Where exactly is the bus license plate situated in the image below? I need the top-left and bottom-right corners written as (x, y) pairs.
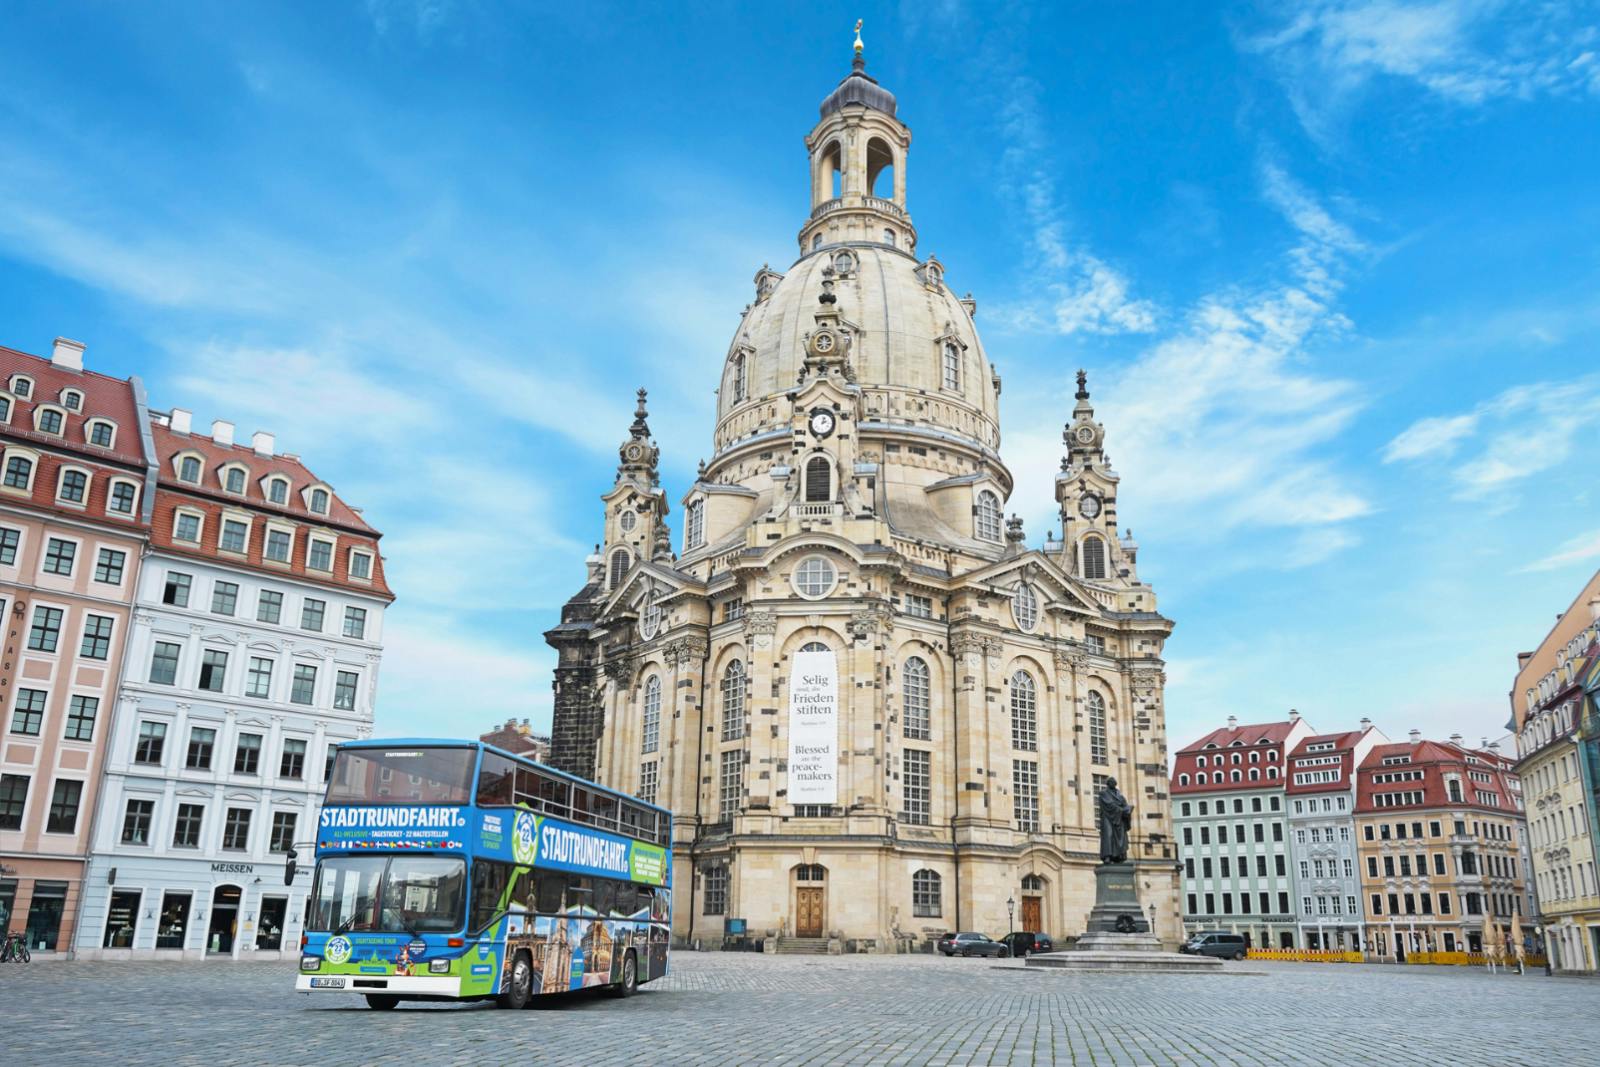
top-left (310, 977), bottom-right (346, 988)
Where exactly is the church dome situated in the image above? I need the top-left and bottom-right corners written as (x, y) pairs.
top-left (819, 60), bottom-right (897, 119)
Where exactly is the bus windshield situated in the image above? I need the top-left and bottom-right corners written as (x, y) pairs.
top-left (326, 746), bottom-right (477, 806)
top-left (311, 855), bottom-right (467, 934)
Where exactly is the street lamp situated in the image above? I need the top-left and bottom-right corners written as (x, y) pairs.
top-left (1007, 895), bottom-right (1016, 933)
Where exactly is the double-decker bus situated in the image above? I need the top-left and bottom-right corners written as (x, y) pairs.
top-left (294, 739), bottom-right (671, 1010)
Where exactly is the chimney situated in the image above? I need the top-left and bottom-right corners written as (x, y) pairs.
top-left (1408, 728), bottom-right (1421, 744)
top-left (169, 408), bottom-right (192, 435)
top-left (211, 420), bottom-right (235, 446)
top-left (51, 337), bottom-right (85, 371)
top-left (1589, 594), bottom-right (1600, 622)
top-left (1227, 715), bottom-right (1237, 730)
top-left (1288, 708), bottom-right (1300, 723)
top-left (1359, 717), bottom-right (1372, 730)
top-left (1450, 733), bottom-right (1463, 747)
top-left (251, 431), bottom-right (275, 457)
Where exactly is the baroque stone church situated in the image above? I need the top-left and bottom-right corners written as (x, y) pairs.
top-left (546, 39), bottom-right (1180, 950)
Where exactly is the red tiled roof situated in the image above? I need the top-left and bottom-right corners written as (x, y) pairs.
top-left (1284, 730), bottom-right (1368, 795)
top-left (1353, 739), bottom-right (1520, 814)
top-left (1170, 720), bottom-right (1304, 794)
top-left (1176, 720), bottom-right (1301, 754)
top-left (0, 344), bottom-right (146, 467)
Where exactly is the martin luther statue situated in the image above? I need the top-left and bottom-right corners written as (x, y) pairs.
top-left (1098, 778), bottom-right (1133, 864)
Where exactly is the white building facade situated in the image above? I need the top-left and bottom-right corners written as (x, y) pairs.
top-left (1285, 722), bottom-right (1387, 951)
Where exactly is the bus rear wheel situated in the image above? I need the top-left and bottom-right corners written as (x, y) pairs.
top-left (609, 950), bottom-right (637, 998)
top-left (365, 994), bottom-right (399, 1011)
top-left (498, 951), bottom-right (533, 1010)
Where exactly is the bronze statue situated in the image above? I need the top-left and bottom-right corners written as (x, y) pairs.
top-left (1098, 777), bottom-right (1132, 864)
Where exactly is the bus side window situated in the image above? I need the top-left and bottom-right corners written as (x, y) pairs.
top-left (637, 885), bottom-right (655, 916)
top-left (536, 770), bottom-right (570, 818)
top-left (478, 752), bottom-right (514, 806)
top-left (534, 871), bottom-right (565, 915)
top-left (571, 786), bottom-right (593, 822)
top-left (592, 879), bottom-right (616, 919)
top-left (510, 868), bottom-right (533, 912)
top-left (590, 791), bottom-right (618, 831)
top-left (514, 767), bottom-right (538, 809)
top-left (471, 859), bottom-right (510, 931)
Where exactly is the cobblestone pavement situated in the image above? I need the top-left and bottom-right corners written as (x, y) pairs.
top-left (1, 952), bottom-right (1591, 1066)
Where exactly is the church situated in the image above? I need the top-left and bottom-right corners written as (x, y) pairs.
top-left (546, 36), bottom-right (1180, 951)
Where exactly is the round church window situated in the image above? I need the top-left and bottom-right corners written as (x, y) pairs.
top-left (620, 510), bottom-right (636, 532)
top-left (792, 556), bottom-right (837, 599)
top-left (1012, 583), bottom-right (1038, 632)
top-left (640, 598), bottom-right (662, 640)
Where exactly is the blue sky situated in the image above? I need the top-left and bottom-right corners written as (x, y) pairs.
top-left (2, 1), bottom-right (1598, 751)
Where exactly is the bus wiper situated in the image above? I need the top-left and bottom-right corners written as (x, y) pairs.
top-left (335, 916), bottom-right (358, 934)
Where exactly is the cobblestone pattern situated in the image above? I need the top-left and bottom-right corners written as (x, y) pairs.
top-left (0, 953), bottom-right (1590, 1065)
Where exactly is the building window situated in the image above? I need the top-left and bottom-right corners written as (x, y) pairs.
top-left (1012, 584), bottom-right (1038, 631)
top-left (641, 676), bottom-right (661, 753)
top-left (1088, 690), bottom-right (1108, 765)
top-left (186, 728), bottom-right (215, 770)
top-left (343, 606), bottom-right (367, 640)
top-left (79, 614), bottom-right (114, 660)
top-left (291, 664), bottom-right (317, 705)
top-left (245, 657), bottom-right (273, 699)
top-left (300, 598), bottom-right (325, 631)
top-left (270, 812), bottom-right (298, 854)
top-left (942, 342), bottom-right (961, 390)
top-left (723, 598), bottom-right (744, 622)
top-left (58, 469), bottom-right (88, 503)
top-left (310, 488), bottom-right (330, 514)
top-left (308, 539), bottom-right (333, 572)
top-left (91, 421), bottom-right (116, 447)
top-left (349, 551), bottom-right (372, 580)
top-left (211, 581), bottom-right (238, 616)
top-left (179, 456), bottom-right (202, 483)
top-left (94, 548), bottom-right (126, 584)
top-left (976, 490), bottom-right (1001, 542)
top-left (792, 555), bottom-right (836, 598)
top-left (198, 650), bottom-right (228, 692)
top-left (1013, 760), bottom-right (1040, 832)
top-left (638, 761), bottom-right (658, 805)
top-left (0, 525), bottom-right (19, 564)
top-left (224, 467), bottom-right (246, 494)
top-left (266, 478), bottom-right (288, 505)
top-left (110, 480), bottom-right (136, 514)
top-left (46, 779), bottom-right (83, 833)
top-left (804, 455), bottom-right (831, 502)
top-left (174, 512), bottom-right (201, 543)
top-left (257, 590), bottom-right (283, 624)
top-left (27, 606), bottom-right (63, 652)
top-left (732, 352), bottom-right (748, 402)
top-left (43, 538), bottom-right (76, 575)
top-left (720, 661), bottom-right (745, 740)
top-left (703, 867), bottom-right (727, 915)
top-left (912, 869), bottom-right (942, 917)
top-left (11, 689), bottom-right (47, 736)
top-left (220, 519), bottom-right (248, 553)
top-left (0, 774), bottom-right (27, 830)
top-left (902, 656), bottom-right (931, 740)
top-left (608, 548), bottom-right (630, 590)
top-left (38, 408), bottom-right (64, 435)
top-left (3, 454), bottom-right (34, 489)
top-left (280, 738), bottom-right (306, 779)
top-left (685, 500), bottom-right (705, 550)
top-left (162, 571), bottom-right (191, 607)
top-left (1010, 670), bottom-right (1037, 751)
top-left (334, 671), bottom-right (359, 711)
top-left (222, 808), bottom-right (252, 851)
top-left (904, 593), bottom-right (933, 619)
top-left (719, 750), bottom-right (745, 821)
top-left (265, 529), bottom-right (292, 562)
top-left (121, 799), bottom-right (154, 845)
top-left (148, 641), bottom-right (181, 685)
top-left (1082, 536), bottom-right (1107, 580)
top-left (903, 749), bottom-right (931, 825)
top-left (64, 696), bottom-right (98, 742)
top-left (173, 804), bottom-right (203, 848)
top-left (234, 734), bottom-right (262, 775)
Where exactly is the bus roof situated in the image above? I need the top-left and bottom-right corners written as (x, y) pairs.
top-left (332, 736), bottom-right (672, 818)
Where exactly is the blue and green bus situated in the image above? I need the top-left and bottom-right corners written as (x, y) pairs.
top-left (294, 739), bottom-right (671, 1010)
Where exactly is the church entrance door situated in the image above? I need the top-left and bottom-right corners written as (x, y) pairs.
top-left (1021, 896), bottom-right (1042, 931)
top-left (796, 888), bottom-right (825, 937)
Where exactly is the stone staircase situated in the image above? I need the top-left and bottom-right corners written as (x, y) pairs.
top-left (774, 937), bottom-right (831, 955)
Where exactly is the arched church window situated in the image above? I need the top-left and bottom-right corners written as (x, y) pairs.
top-left (799, 641), bottom-right (829, 654)
top-left (1088, 691), bottom-right (1108, 765)
top-left (685, 500), bottom-right (705, 551)
top-left (976, 490), bottom-right (1001, 542)
top-left (805, 455), bottom-right (832, 503)
top-left (942, 342), bottom-right (961, 391)
top-left (882, 228), bottom-right (896, 246)
top-left (641, 676), bottom-right (661, 754)
top-left (903, 657), bottom-right (930, 740)
top-left (721, 660), bottom-right (745, 741)
top-left (732, 353), bottom-right (747, 403)
top-left (1021, 874), bottom-right (1045, 892)
top-left (609, 547), bottom-right (631, 590)
top-left (833, 250), bottom-right (855, 275)
top-left (793, 557), bottom-right (836, 599)
top-left (812, 233), bottom-right (823, 251)
top-left (1012, 584), bottom-right (1038, 632)
top-left (1010, 670), bottom-right (1037, 751)
top-left (912, 869), bottom-right (941, 917)
top-left (640, 596), bottom-right (662, 641)
top-left (1081, 536), bottom-right (1107, 580)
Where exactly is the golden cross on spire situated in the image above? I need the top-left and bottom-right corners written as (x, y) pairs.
top-left (854, 18), bottom-right (864, 55)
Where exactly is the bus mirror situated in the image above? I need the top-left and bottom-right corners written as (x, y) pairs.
top-left (284, 849), bottom-right (298, 886)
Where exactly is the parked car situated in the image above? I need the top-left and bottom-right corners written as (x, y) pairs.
top-left (1180, 931), bottom-right (1248, 960)
top-left (937, 932), bottom-right (1011, 958)
top-left (999, 931), bottom-right (1054, 957)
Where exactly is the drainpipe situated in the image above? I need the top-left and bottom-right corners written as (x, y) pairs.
top-left (947, 595), bottom-right (961, 932)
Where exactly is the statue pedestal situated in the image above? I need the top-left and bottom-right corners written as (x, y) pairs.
top-left (1021, 862), bottom-right (1223, 973)
top-left (1084, 862), bottom-right (1151, 935)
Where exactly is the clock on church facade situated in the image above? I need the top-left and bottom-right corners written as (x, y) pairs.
top-left (545, 40), bottom-right (1180, 950)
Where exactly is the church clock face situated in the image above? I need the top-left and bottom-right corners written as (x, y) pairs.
top-left (808, 408), bottom-right (837, 438)
top-left (1079, 494), bottom-right (1102, 520)
top-left (624, 443), bottom-right (644, 461)
top-left (812, 330), bottom-right (836, 355)
top-left (1076, 425), bottom-right (1097, 444)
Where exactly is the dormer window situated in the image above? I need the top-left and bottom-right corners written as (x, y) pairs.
top-left (36, 407), bottom-right (65, 435)
top-left (942, 342), bottom-right (961, 390)
top-left (975, 490), bottom-right (1001, 542)
top-left (309, 487), bottom-right (330, 514)
top-left (57, 467), bottom-right (89, 505)
top-left (86, 419), bottom-right (115, 448)
top-left (0, 397), bottom-right (9, 422)
top-left (348, 548), bottom-right (373, 581)
top-left (685, 499), bottom-right (705, 550)
top-left (61, 390), bottom-right (83, 412)
top-left (266, 477), bottom-right (290, 505)
top-left (222, 466), bottom-right (247, 494)
top-left (832, 250), bottom-right (856, 275)
top-left (731, 352), bottom-right (747, 403)
top-left (178, 455), bottom-right (202, 483)
top-left (10, 376), bottom-right (32, 399)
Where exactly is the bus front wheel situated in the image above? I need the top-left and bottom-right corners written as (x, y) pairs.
top-left (498, 951), bottom-right (533, 1010)
top-left (365, 994), bottom-right (399, 1011)
top-left (609, 950), bottom-right (637, 998)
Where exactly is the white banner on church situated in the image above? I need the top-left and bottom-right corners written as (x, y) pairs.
top-left (787, 649), bottom-right (839, 805)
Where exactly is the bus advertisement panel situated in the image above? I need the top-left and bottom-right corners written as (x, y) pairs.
top-left (295, 741), bottom-right (671, 1010)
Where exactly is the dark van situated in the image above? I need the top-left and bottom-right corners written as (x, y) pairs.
top-left (1181, 931), bottom-right (1248, 960)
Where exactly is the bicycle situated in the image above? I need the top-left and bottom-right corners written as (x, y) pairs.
top-left (0, 931), bottom-right (30, 963)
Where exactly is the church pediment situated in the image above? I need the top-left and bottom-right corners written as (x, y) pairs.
top-left (960, 552), bottom-right (1100, 615)
top-left (601, 560), bottom-right (702, 616)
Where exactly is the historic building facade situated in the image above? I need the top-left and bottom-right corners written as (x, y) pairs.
top-left (1284, 721), bottom-right (1387, 950)
top-left (1171, 715), bottom-right (1314, 948)
top-left (547, 44), bottom-right (1181, 949)
top-left (1512, 569), bottom-right (1600, 973)
top-left (74, 415), bottom-right (391, 959)
top-left (0, 339), bottom-right (154, 956)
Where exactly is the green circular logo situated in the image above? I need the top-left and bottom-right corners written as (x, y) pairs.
top-left (325, 936), bottom-right (352, 964)
top-left (513, 812), bottom-right (538, 865)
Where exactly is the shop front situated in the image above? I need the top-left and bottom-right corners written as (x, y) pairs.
top-left (0, 858), bottom-right (85, 957)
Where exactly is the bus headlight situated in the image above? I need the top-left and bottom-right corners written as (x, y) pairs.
top-left (301, 956), bottom-right (322, 971)
top-left (429, 959), bottom-right (450, 974)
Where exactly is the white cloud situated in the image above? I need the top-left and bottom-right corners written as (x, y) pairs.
top-left (1383, 412), bottom-right (1478, 462)
top-left (1520, 528), bottom-right (1600, 574)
